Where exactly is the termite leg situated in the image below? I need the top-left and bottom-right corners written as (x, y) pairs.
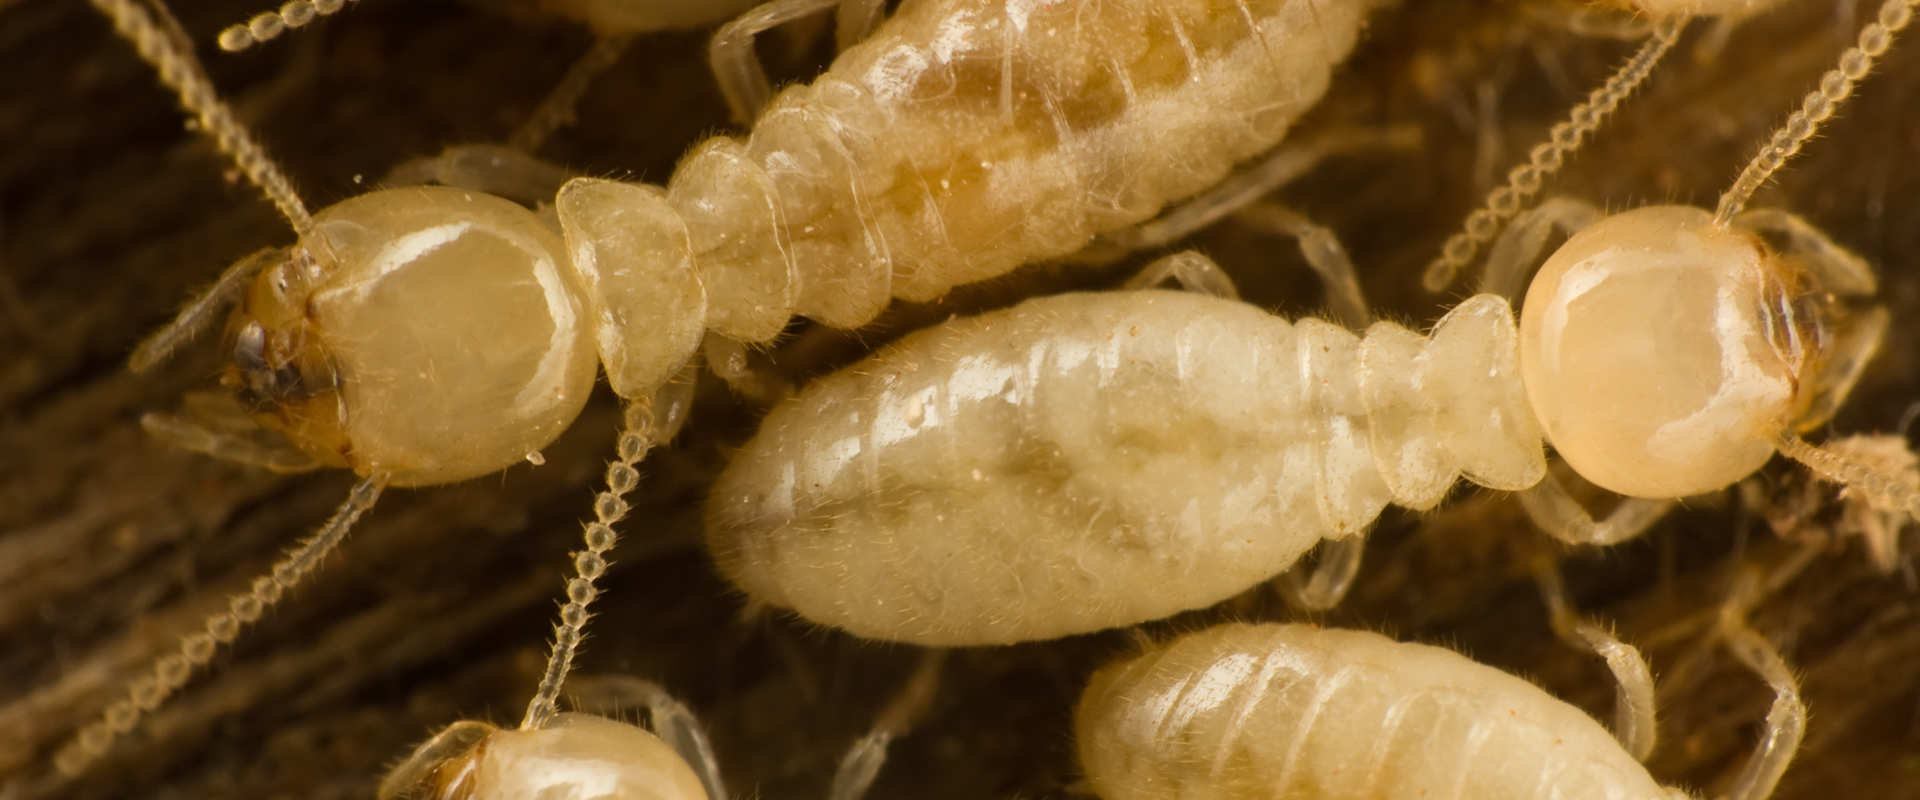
top-left (1479, 196), bottom-right (1601, 302)
top-left (566, 676), bottom-right (729, 800)
top-left (704, 335), bottom-right (793, 406)
top-left (709, 0), bottom-right (846, 125)
top-left (1531, 553), bottom-right (1658, 761)
top-left (832, 0), bottom-right (886, 50)
top-left (1529, 0), bottom-right (1652, 39)
top-left (1232, 203), bottom-right (1368, 329)
top-left (1517, 473), bottom-right (1674, 547)
top-left (1717, 570), bottom-right (1807, 800)
top-left (128, 246), bottom-right (281, 372)
top-left (827, 650), bottom-right (946, 800)
top-left (1121, 251), bottom-right (1241, 300)
top-left (1735, 207), bottom-right (1876, 290)
top-left (1079, 126), bottom-right (1420, 265)
top-left (382, 144), bottom-right (575, 207)
top-left (1276, 536), bottom-right (1365, 611)
top-left (140, 393), bottom-right (322, 473)
top-left (377, 720), bottom-right (493, 800)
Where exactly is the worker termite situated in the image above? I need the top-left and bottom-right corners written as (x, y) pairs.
top-left (1075, 617), bottom-right (1802, 799)
top-left (703, 0), bottom-right (1919, 646)
top-left (51, 0), bottom-right (1399, 782)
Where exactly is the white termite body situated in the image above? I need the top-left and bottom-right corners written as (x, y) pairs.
top-left (706, 288), bottom-right (1545, 645)
top-left (1075, 623), bottom-right (1689, 800)
top-left (705, 197), bottom-right (1891, 646)
top-left (62, 0), bottom-right (1398, 779)
top-left (705, 0), bottom-right (1920, 647)
top-left (216, 0), bottom-right (1394, 484)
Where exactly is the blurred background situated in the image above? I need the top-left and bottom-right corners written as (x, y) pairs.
top-left (2, 0), bottom-right (1917, 797)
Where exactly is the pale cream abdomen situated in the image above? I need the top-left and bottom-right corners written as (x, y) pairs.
top-left (1077, 624), bottom-right (1685, 800)
top-left (675, 0), bottom-right (1387, 341)
top-left (705, 291), bottom-right (1543, 646)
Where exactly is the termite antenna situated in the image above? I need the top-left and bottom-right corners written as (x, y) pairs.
top-left (89, 0), bottom-right (313, 236)
top-left (1775, 432), bottom-right (1920, 524)
top-left (1714, 0), bottom-right (1917, 224)
top-left (51, 474), bottom-right (388, 778)
top-left (1423, 16), bottom-right (1686, 292)
top-left (520, 402), bottom-right (658, 731)
top-left (92, 0), bottom-right (319, 370)
top-left (215, 0), bottom-right (355, 53)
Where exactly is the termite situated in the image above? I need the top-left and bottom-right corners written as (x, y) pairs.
top-left (1075, 617), bottom-right (1802, 799)
top-left (53, 0), bottom-right (1398, 781)
top-left (703, 0), bottom-right (1919, 646)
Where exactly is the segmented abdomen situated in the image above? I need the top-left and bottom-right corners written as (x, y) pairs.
top-left (671, 0), bottom-right (1388, 342)
top-left (1077, 623), bottom-right (1677, 800)
top-left (705, 291), bottom-right (1542, 645)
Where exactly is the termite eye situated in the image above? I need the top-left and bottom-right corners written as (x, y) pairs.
top-left (1519, 206), bottom-right (1800, 499)
top-left (232, 321), bottom-right (269, 372)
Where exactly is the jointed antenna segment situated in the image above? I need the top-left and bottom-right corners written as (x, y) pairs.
top-left (88, 0), bottom-right (314, 236)
top-left (217, 0), bottom-right (354, 52)
top-left (1715, 0), bottom-right (1917, 224)
top-left (521, 403), bottom-right (657, 730)
top-left (53, 475), bottom-right (387, 776)
top-left (1423, 17), bottom-right (1686, 292)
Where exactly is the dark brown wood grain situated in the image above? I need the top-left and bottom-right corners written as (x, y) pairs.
top-left (2, 1), bottom-right (1917, 798)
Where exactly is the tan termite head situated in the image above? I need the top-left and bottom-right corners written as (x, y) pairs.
top-left (1520, 0), bottom-right (1915, 502)
top-left (378, 714), bottom-right (711, 800)
top-left (218, 186), bottom-right (598, 487)
top-left (1518, 205), bottom-right (1882, 499)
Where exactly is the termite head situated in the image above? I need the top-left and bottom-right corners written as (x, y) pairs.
top-left (1518, 205), bottom-right (1880, 499)
top-left (222, 186), bottom-right (599, 487)
top-left (378, 714), bottom-right (711, 800)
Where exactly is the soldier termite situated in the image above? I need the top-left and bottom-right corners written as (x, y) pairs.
top-left (1076, 617), bottom-right (1802, 800)
top-left (702, 0), bottom-right (1919, 646)
top-left (46, 0), bottom-right (1400, 784)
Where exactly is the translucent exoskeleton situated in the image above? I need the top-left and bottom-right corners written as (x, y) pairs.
top-left (56, 0), bottom-right (1397, 782)
top-left (703, 0), bottom-right (1920, 646)
top-left (1076, 620), bottom-right (1803, 800)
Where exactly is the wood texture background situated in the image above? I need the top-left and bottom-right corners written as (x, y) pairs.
top-left (2, 1), bottom-right (1918, 797)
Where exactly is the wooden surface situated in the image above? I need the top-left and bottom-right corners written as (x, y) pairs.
top-left (2, 1), bottom-right (1918, 798)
